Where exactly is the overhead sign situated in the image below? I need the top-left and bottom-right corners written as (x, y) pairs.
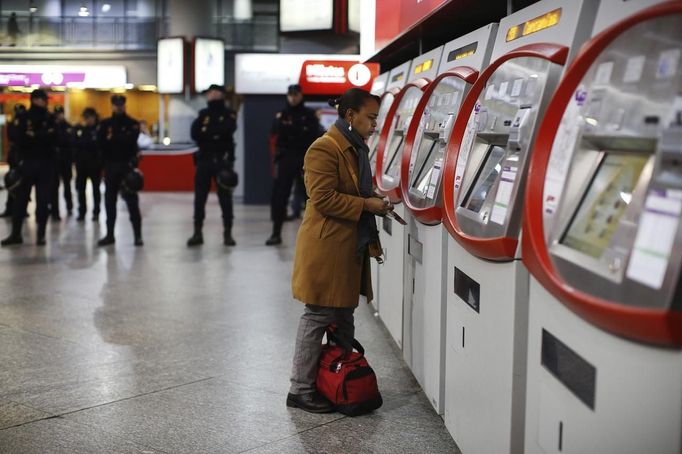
top-left (298, 60), bottom-right (380, 95)
top-left (193, 38), bottom-right (225, 93)
top-left (235, 53), bottom-right (363, 94)
top-left (0, 65), bottom-right (126, 88)
top-left (158, 37), bottom-right (185, 94)
top-left (280, 0), bottom-right (333, 32)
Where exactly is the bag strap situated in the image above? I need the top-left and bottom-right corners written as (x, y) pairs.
top-left (326, 325), bottom-right (365, 356)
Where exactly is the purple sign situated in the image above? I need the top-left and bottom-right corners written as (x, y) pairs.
top-left (0, 72), bottom-right (86, 87)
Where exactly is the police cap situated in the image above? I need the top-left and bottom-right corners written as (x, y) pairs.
top-left (30, 89), bottom-right (48, 100)
top-left (111, 94), bottom-right (126, 106)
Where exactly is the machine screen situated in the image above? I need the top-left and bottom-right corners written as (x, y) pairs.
top-left (462, 145), bottom-right (507, 217)
top-left (384, 133), bottom-right (405, 179)
top-left (382, 86), bottom-right (423, 181)
top-left (561, 153), bottom-right (647, 259)
top-left (411, 138), bottom-right (439, 196)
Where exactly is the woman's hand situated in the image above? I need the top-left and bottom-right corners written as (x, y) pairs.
top-left (363, 197), bottom-right (393, 216)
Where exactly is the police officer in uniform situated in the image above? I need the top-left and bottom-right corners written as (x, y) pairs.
top-left (49, 105), bottom-right (74, 220)
top-left (73, 107), bottom-right (102, 221)
top-left (266, 84), bottom-right (320, 246)
top-left (0, 103), bottom-right (27, 218)
top-left (97, 95), bottom-right (143, 247)
top-left (187, 84), bottom-right (238, 247)
top-left (1, 89), bottom-right (57, 246)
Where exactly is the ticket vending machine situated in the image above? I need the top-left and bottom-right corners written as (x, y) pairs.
top-left (368, 63), bottom-right (410, 176)
top-left (522, 2), bottom-right (682, 453)
top-left (368, 71), bottom-right (390, 313)
top-left (439, 0), bottom-right (600, 452)
top-left (398, 24), bottom-right (498, 414)
top-left (374, 48), bottom-right (443, 349)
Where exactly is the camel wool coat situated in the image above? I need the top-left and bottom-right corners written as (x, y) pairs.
top-left (291, 124), bottom-right (374, 308)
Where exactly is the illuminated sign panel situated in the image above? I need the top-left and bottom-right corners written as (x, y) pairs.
top-left (194, 38), bottom-right (225, 93)
top-left (158, 37), bottom-right (185, 94)
top-left (447, 42), bottom-right (478, 62)
top-left (414, 59), bottom-right (434, 74)
top-left (298, 60), bottom-right (380, 95)
top-left (506, 8), bottom-right (562, 42)
top-left (391, 72), bottom-right (405, 83)
top-left (280, 0), bottom-right (333, 32)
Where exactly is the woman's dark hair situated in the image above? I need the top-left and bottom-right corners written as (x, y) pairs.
top-left (328, 88), bottom-right (380, 118)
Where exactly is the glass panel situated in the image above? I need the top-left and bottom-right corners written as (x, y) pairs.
top-left (382, 86), bottom-right (423, 181)
top-left (462, 145), bottom-right (506, 220)
top-left (368, 92), bottom-right (394, 172)
top-left (561, 153), bottom-right (648, 259)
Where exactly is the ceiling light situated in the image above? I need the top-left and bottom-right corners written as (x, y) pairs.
top-left (29, 2), bottom-right (37, 13)
top-left (78, 5), bottom-right (90, 17)
top-left (101, 3), bottom-right (111, 12)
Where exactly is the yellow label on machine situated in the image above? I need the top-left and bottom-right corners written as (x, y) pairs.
top-left (506, 8), bottom-right (562, 42)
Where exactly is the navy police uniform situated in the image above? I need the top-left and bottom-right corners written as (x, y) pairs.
top-left (73, 110), bottom-right (102, 221)
top-left (187, 88), bottom-right (237, 247)
top-left (97, 95), bottom-right (142, 246)
top-left (0, 104), bottom-right (26, 218)
top-left (1, 90), bottom-right (57, 246)
top-left (50, 108), bottom-right (74, 219)
top-left (267, 85), bottom-right (320, 244)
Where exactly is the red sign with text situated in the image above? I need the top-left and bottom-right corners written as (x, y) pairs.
top-left (298, 60), bottom-right (380, 95)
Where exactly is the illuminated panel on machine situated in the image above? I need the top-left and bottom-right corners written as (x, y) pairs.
top-left (391, 72), bottom-right (405, 83)
top-left (506, 8), bottom-right (562, 42)
top-left (414, 59), bottom-right (434, 74)
top-left (447, 42), bottom-right (478, 62)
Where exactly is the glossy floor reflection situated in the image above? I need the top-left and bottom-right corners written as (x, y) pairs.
top-left (0, 191), bottom-right (460, 454)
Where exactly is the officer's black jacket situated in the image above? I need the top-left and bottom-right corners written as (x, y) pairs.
top-left (271, 102), bottom-right (320, 154)
top-left (190, 101), bottom-right (237, 162)
top-left (13, 105), bottom-right (57, 159)
top-left (55, 119), bottom-right (74, 161)
top-left (73, 124), bottom-right (101, 164)
top-left (97, 113), bottom-right (140, 163)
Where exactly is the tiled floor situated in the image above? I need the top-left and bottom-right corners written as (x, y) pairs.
top-left (0, 191), bottom-right (460, 454)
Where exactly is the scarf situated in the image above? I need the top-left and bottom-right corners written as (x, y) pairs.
top-left (334, 117), bottom-right (380, 260)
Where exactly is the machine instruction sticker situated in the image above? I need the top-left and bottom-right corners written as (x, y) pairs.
top-left (626, 190), bottom-right (682, 289)
top-left (623, 55), bottom-right (645, 83)
top-left (656, 48), bottom-right (680, 80)
top-left (594, 61), bottom-right (614, 85)
top-left (491, 167), bottom-right (517, 225)
top-left (454, 109), bottom-right (479, 191)
top-left (485, 84), bottom-right (496, 100)
top-left (543, 88), bottom-right (585, 233)
top-left (499, 81), bottom-right (509, 96)
top-left (511, 78), bottom-right (524, 97)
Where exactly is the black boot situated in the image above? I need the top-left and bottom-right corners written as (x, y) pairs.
top-left (266, 222), bottom-right (282, 246)
top-left (223, 223), bottom-right (236, 247)
top-left (98, 233), bottom-right (115, 246)
top-left (1, 220), bottom-right (22, 246)
top-left (36, 224), bottom-right (46, 246)
top-left (187, 223), bottom-right (203, 247)
top-left (286, 392), bottom-right (334, 413)
top-left (133, 221), bottom-right (143, 247)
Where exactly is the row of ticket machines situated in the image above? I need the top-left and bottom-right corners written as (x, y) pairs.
top-left (365, 0), bottom-right (682, 452)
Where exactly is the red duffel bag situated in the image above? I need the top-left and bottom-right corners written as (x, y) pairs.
top-left (316, 326), bottom-right (383, 416)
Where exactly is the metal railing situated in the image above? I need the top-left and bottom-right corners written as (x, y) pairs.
top-left (214, 13), bottom-right (278, 52)
top-left (0, 15), bottom-right (166, 49)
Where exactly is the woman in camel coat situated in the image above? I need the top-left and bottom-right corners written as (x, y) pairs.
top-left (286, 88), bottom-right (392, 413)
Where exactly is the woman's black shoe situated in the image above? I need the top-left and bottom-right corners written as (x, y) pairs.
top-left (286, 392), bottom-right (334, 413)
top-left (265, 235), bottom-right (282, 246)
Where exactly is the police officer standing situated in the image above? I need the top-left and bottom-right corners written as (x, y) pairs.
top-left (266, 84), bottom-right (320, 246)
top-left (73, 107), bottom-right (102, 221)
top-left (97, 95), bottom-right (143, 247)
top-left (1, 89), bottom-right (57, 246)
top-left (0, 103), bottom-right (26, 218)
top-left (187, 84), bottom-right (237, 247)
top-left (49, 105), bottom-right (74, 220)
